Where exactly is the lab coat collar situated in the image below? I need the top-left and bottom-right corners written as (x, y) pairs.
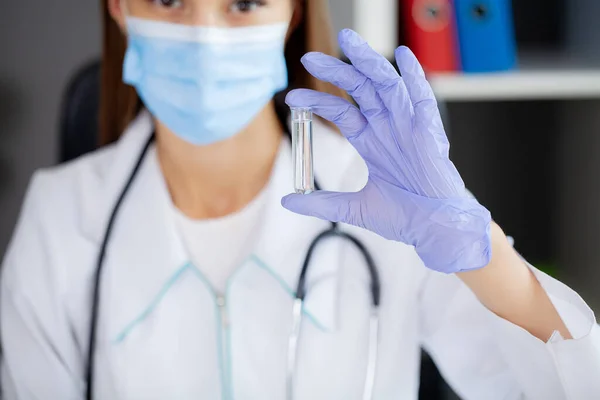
top-left (250, 134), bottom-right (338, 329)
top-left (81, 110), bottom-right (158, 245)
top-left (82, 111), bottom-right (189, 343)
top-left (84, 111), bottom-right (356, 338)
top-left (248, 117), bottom-right (361, 331)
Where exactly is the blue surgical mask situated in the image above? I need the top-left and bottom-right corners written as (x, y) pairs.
top-left (122, 17), bottom-right (289, 145)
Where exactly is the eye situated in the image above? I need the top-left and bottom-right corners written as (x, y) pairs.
top-left (229, 0), bottom-right (266, 14)
top-left (152, 0), bottom-right (183, 9)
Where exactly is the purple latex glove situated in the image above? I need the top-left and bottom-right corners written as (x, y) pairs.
top-left (282, 29), bottom-right (492, 274)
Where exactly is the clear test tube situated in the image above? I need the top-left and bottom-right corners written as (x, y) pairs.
top-left (291, 107), bottom-right (315, 195)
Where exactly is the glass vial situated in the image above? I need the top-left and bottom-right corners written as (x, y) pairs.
top-left (291, 107), bottom-right (315, 195)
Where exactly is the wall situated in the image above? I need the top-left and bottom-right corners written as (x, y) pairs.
top-left (328, 0), bottom-right (353, 41)
top-left (566, 0), bottom-right (600, 63)
top-left (0, 1), bottom-right (101, 255)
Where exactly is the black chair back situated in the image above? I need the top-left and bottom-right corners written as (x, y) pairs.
top-left (59, 60), bottom-right (101, 163)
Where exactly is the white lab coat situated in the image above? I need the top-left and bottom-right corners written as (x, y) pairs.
top-left (2, 110), bottom-right (600, 400)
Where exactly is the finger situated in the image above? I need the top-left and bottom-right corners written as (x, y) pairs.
top-left (301, 52), bottom-right (386, 119)
top-left (338, 30), bottom-right (413, 120)
top-left (285, 89), bottom-right (368, 138)
top-left (281, 191), bottom-right (358, 224)
top-left (394, 46), bottom-right (439, 119)
top-left (395, 46), bottom-right (449, 154)
top-left (338, 29), bottom-right (400, 88)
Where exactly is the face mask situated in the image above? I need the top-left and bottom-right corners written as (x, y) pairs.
top-left (122, 17), bottom-right (289, 145)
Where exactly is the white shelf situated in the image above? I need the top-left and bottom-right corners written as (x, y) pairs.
top-left (429, 52), bottom-right (600, 102)
top-left (430, 69), bottom-right (600, 102)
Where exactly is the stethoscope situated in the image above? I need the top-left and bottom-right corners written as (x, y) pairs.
top-left (85, 109), bottom-right (381, 400)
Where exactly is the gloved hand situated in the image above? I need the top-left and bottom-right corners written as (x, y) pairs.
top-left (282, 29), bottom-right (492, 274)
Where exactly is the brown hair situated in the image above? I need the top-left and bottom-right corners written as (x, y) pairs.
top-left (99, 0), bottom-right (346, 146)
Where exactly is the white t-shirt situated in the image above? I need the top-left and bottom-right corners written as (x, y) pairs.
top-left (172, 188), bottom-right (268, 294)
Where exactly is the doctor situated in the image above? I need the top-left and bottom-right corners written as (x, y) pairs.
top-left (2, 0), bottom-right (600, 399)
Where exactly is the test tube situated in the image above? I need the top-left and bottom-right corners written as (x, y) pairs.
top-left (291, 107), bottom-right (315, 195)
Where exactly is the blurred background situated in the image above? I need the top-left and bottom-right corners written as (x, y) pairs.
top-left (2, 0), bottom-right (600, 399)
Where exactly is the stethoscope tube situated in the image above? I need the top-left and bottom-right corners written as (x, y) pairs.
top-left (85, 132), bottom-right (156, 400)
top-left (85, 113), bottom-right (382, 399)
top-left (287, 227), bottom-right (381, 400)
top-left (295, 228), bottom-right (380, 306)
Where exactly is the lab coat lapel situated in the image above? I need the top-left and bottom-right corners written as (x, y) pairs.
top-left (83, 111), bottom-right (190, 344)
top-left (251, 135), bottom-right (343, 331)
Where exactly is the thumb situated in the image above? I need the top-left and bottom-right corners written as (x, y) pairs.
top-left (281, 191), bottom-right (357, 223)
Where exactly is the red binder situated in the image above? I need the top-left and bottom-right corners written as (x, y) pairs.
top-left (402, 0), bottom-right (460, 72)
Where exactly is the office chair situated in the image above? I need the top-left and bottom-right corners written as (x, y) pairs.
top-left (59, 60), bottom-right (451, 400)
top-left (59, 60), bottom-right (101, 163)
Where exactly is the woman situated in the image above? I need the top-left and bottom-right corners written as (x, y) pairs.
top-left (1, 0), bottom-right (599, 399)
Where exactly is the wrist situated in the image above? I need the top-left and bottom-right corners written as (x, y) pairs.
top-left (456, 222), bottom-right (571, 340)
top-left (457, 222), bottom-right (532, 313)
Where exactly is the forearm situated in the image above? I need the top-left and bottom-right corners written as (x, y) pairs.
top-left (457, 222), bottom-right (572, 341)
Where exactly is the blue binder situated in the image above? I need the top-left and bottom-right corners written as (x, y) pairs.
top-left (454, 0), bottom-right (517, 73)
